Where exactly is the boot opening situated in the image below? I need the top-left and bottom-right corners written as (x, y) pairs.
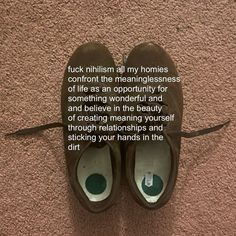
top-left (134, 139), bottom-right (171, 203)
top-left (77, 145), bottom-right (113, 202)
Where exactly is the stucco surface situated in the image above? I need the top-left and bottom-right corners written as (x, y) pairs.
top-left (0, 0), bottom-right (235, 235)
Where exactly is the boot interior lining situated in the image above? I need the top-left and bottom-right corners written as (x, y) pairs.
top-left (77, 145), bottom-right (113, 202)
top-left (134, 140), bottom-right (171, 203)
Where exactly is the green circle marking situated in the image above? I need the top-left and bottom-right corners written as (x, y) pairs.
top-left (85, 174), bottom-right (106, 195)
top-left (142, 175), bottom-right (163, 196)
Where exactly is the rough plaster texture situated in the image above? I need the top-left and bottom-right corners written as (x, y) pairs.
top-left (1, 0), bottom-right (236, 235)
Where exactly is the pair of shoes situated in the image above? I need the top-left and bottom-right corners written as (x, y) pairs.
top-left (7, 42), bottom-right (230, 213)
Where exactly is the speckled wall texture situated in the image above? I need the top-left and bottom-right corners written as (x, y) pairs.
top-left (1, 0), bottom-right (235, 235)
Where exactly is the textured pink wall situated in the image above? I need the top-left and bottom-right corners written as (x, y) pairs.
top-left (1, 0), bottom-right (235, 235)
